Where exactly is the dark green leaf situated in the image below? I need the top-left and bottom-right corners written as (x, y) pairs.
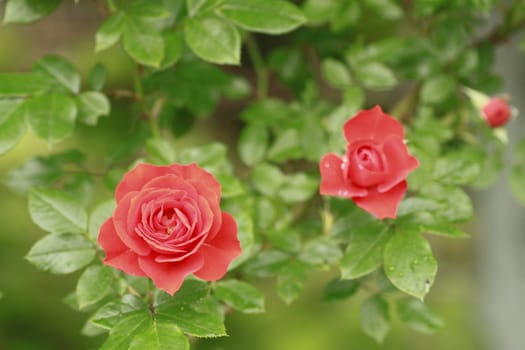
top-left (360, 295), bottom-right (390, 343)
top-left (3, 0), bottom-right (62, 24)
top-left (0, 73), bottom-right (53, 97)
top-left (277, 260), bottom-right (307, 304)
top-left (100, 311), bottom-right (152, 350)
top-left (87, 63), bottom-right (107, 91)
top-left (160, 31), bottom-right (184, 69)
top-left (421, 223), bottom-right (469, 239)
top-left (91, 295), bottom-right (146, 330)
top-left (76, 265), bottom-right (114, 309)
top-left (396, 298), bottom-right (444, 334)
top-left (26, 233), bottom-right (95, 274)
top-left (29, 188), bottom-right (87, 234)
top-left (33, 55), bottom-right (81, 93)
top-left (0, 100), bottom-right (25, 155)
top-left (122, 0), bottom-right (172, 19)
top-left (123, 17), bottom-right (165, 67)
top-left (364, 0), bottom-right (402, 20)
top-left (184, 14), bottom-right (241, 65)
top-left (129, 318), bottom-right (189, 350)
top-left (340, 221), bottom-right (391, 279)
top-left (25, 93), bottom-right (77, 145)
top-left (321, 58), bottom-right (352, 88)
top-left (155, 279), bottom-right (209, 307)
top-left (95, 13), bottom-right (126, 52)
top-left (219, 0), bottom-right (306, 34)
top-left (214, 280), bottom-right (265, 313)
top-left (384, 228), bottom-right (437, 300)
top-left (238, 122), bottom-right (269, 166)
top-left (76, 91), bottom-right (110, 126)
top-left (323, 278), bottom-right (359, 302)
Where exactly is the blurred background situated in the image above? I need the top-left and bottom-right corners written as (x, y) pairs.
top-left (0, 3), bottom-right (524, 350)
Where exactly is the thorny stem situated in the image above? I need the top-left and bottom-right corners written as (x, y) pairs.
top-left (245, 33), bottom-right (268, 99)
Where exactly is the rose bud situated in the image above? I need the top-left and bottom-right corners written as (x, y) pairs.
top-left (98, 162), bottom-right (242, 295)
top-left (482, 97), bottom-right (511, 127)
top-left (319, 105), bottom-right (419, 219)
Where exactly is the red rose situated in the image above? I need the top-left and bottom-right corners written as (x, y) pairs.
top-left (319, 105), bottom-right (419, 219)
top-left (482, 97), bottom-right (511, 127)
top-left (98, 163), bottom-right (241, 295)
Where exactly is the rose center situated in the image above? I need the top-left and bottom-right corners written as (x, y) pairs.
top-left (356, 146), bottom-right (383, 172)
top-left (345, 143), bottom-right (386, 188)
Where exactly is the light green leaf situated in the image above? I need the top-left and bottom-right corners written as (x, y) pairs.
top-left (160, 31), bottom-right (184, 69)
top-left (3, 0), bottom-right (62, 24)
top-left (123, 17), bottom-right (165, 67)
top-left (384, 229), bottom-right (437, 300)
top-left (341, 221), bottom-right (391, 279)
top-left (396, 298), bottom-right (444, 334)
top-left (299, 237), bottom-right (342, 266)
top-left (122, 0), bottom-right (172, 19)
top-left (184, 14), bottom-right (241, 65)
top-left (323, 278), bottom-right (359, 302)
top-left (361, 295), bottom-right (390, 343)
top-left (243, 249), bottom-right (290, 277)
top-left (26, 233), bottom-right (95, 274)
top-left (25, 93), bottom-right (77, 145)
top-left (88, 200), bottom-right (115, 240)
top-left (87, 63), bottom-right (107, 91)
top-left (421, 223), bottom-right (469, 239)
top-left (238, 122), bottom-right (269, 166)
top-left (95, 13), bottom-right (126, 52)
top-left (186, 0), bottom-right (222, 17)
top-left (129, 318), bottom-right (189, 350)
top-left (0, 73), bottom-right (52, 97)
top-left (251, 163), bottom-right (285, 196)
top-left (29, 188), bottom-right (88, 234)
top-left (219, 0), bottom-right (306, 34)
top-left (421, 75), bottom-right (456, 104)
top-left (321, 58), bottom-right (352, 88)
top-left (355, 62), bottom-right (397, 91)
top-left (0, 100), bottom-right (25, 155)
top-left (267, 129), bottom-right (302, 161)
top-left (277, 260), bottom-right (307, 304)
top-left (33, 55), bottom-right (81, 93)
top-left (76, 91), bottom-right (110, 126)
top-left (100, 311), bottom-right (152, 350)
top-left (214, 280), bottom-right (265, 313)
top-left (76, 265), bottom-right (114, 309)
top-left (145, 138), bottom-right (175, 165)
top-left (278, 173), bottom-right (317, 203)
top-left (91, 295), bottom-right (146, 330)
top-left (266, 227), bottom-right (301, 253)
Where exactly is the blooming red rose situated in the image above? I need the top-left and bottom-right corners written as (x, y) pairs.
top-left (482, 97), bottom-right (511, 127)
top-left (98, 162), bottom-right (242, 295)
top-left (319, 105), bottom-right (419, 219)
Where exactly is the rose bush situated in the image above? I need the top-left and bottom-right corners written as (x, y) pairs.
top-left (482, 97), bottom-right (511, 127)
top-left (319, 105), bottom-right (419, 219)
top-left (98, 162), bottom-right (241, 295)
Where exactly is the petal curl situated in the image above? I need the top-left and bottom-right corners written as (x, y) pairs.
top-left (343, 105), bottom-right (405, 144)
top-left (194, 212), bottom-right (241, 281)
top-left (319, 153), bottom-right (367, 198)
top-left (377, 136), bottom-right (419, 193)
top-left (352, 181), bottom-right (407, 219)
top-left (98, 218), bottom-right (128, 258)
top-left (105, 250), bottom-right (147, 277)
top-left (115, 163), bottom-right (170, 202)
top-left (168, 163), bottom-right (221, 205)
top-left (138, 254), bottom-right (204, 295)
top-left (113, 192), bottom-right (151, 256)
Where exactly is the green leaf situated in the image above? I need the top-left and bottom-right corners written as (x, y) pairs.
top-left (129, 318), bottom-right (189, 350)
top-left (100, 311), bottom-right (152, 350)
top-left (421, 223), bottom-right (469, 239)
top-left (266, 227), bottom-right (301, 253)
top-left (243, 249), bottom-right (290, 277)
top-left (76, 265), bottom-right (114, 309)
top-left (355, 62), bottom-right (397, 91)
top-left (25, 93), bottom-right (77, 145)
top-left (29, 188), bottom-right (87, 234)
top-left (122, 0), bottom-right (172, 19)
top-left (160, 31), bottom-right (184, 69)
top-left (123, 17), bottom-right (165, 67)
top-left (219, 0), bottom-right (306, 34)
top-left (33, 55), bottom-right (81, 93)
top-left (321, 58), bottom-right (352, 88)
top-left (185, 0), bottom-right (222, 17)
top-left (87, 63), bottom-right (107, 91)
top-left (277, 260), bottom-right (307, 304)
top-left (26, 233), bottom-right (95, 274)
top-left (267, 129), bottom-right (302, 162)
top-left (3, 0), bottom-right (62, 24)
top-left (421, 75), bottom-right (456, 104)
top-left (214, 280), bottom-right (265, 314)
top-left (364, 0), bottom-right (402, 20)
top-left (0, 73), bottom-right (53, 97)
top-left (278, 173), bottom-right (318, 203)
top-left (251, 163), bottom-right (285, 196)
top-left (88, 200), bottom-right (115, 241)
top-left (145, 138), bottom-right (175, 165)
top-left (0, 100), bottom-right (25, 155)
top-left (184, 14), bottom-right (241, 65)
top-left (396, 298), bottom-right (444, 334)
top-left (323, 278), bottom-right (359, 302)
top-left (384, 229), bottom-right (437, 300)
top-left (238, 122), bottom-right (269, 166)
top-left (156, 297), bottom-right (226, 337)
top-left (299, 237), bottom-right (342, 266)
top-left (91, 295), bottom-right (146, 330)
top-left (360, 295), bottom-right (390, 343)
top-left (95, 13), bottom-right (126, 52)
top-left (76, 91), bottom-right (111, 126)
top-left (341, 221), bottom-right (391, 279)
top-left (156, 279), bottom-right (209, 306)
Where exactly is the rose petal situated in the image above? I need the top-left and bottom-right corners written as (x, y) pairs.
top-left (115, 163), bottom-right (169, 203)
top-left (377, 136), bottom-right (420, 192)
top-left (138, 254), bottom-right (204, 295)
top-left (113, 192), bottom-right (151, 256)
top-left (319, 153), bottom-right (367, 198)
top-left (343, 105), bottom-right (405, 144)
top-left (168, 163), bottom-right (221, 204)
top-left (98, 218), bottom-right (128, 258)
top-left (104, 250), bottom-right (147, 277)
top-left (194, 212), bottom-right (241, 281)
top-left (352, 181), bottom-right (407, 219)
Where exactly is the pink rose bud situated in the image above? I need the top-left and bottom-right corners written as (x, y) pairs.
top-left (482, 98), bottom-right (511, 127)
